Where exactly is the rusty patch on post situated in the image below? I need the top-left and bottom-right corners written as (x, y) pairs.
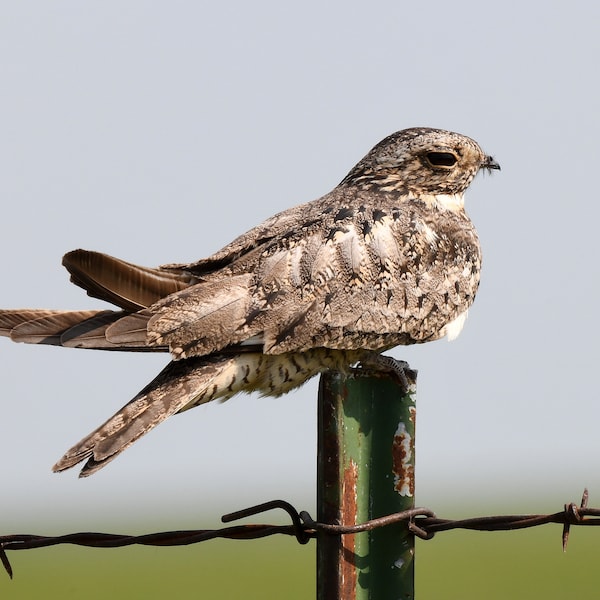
top-left (392, 422), bottom-right (414, 496)
top-left (340, 458), bottom-right (358, 598)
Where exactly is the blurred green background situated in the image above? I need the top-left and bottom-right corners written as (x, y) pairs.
top-left (2, 521), bottom-right (597, 598)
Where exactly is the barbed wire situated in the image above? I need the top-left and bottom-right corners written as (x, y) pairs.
top-left (1, 490), bottom-right (597, 579)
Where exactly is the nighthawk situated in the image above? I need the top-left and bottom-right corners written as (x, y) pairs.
top-left (0, 127), bottom-right (499, 477)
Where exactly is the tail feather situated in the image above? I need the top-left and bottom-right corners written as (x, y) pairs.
top-left (61, 311), bottom-right (162, 351)
top-left (62, 249), bottom-right (196, 311)
top-left (1, 309), bottom-right (107, 344)
top-left (104, 311), bottom-right (153, 347)
top-left (57, 311), bottom-right (131, 348)
top-left (0, 308), bottom-right (167, 351)
top-left (52, 356), bottom-right (240, 477)
top-left (1, 309), bottom-right (67, 338)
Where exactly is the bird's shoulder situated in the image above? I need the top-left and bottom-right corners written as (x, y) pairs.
top-left (159, 189), bottom-right (343, 276)
top-left (161, 186), bottom-right (476, 279)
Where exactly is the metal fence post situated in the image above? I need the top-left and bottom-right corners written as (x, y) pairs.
top-left (316, 368), bottom-right (417, 599)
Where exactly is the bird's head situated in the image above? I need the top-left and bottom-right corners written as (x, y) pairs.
top-left (340, 127), bottom-right (500, 196)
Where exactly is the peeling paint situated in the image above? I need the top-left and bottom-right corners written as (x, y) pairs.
top-left (392, 422), bottom-right (414, 496)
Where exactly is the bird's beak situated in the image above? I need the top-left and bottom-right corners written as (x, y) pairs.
top-left (482, 155), bottom-right (501, 171)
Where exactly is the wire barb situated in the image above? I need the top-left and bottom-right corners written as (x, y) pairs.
top-left (562, 487), bottom-right (589, 551)
top-left (1, 489), bottom-right (599, 579)
top-left (0, 545), bottom-right (13, 579)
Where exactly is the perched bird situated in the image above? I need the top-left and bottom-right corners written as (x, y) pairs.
top-left (0, 127), bottom-right (499, 477)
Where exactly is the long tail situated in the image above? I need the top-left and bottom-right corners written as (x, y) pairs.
top-left (0, 248), bottom-right (196, 351)
top-left (53, 354), bottom-right (250, 477)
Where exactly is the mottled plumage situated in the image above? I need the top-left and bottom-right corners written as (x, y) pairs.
top-left (0, 127), bottom-right (499, 476)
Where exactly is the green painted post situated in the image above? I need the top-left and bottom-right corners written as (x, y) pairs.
top-left (316, 368), bottom-right (417, 600)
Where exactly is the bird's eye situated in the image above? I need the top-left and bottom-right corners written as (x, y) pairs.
top-left (426, 152), bottom-right (458, 168)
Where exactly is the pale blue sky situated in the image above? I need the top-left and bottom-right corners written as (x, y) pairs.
top-left (1, 1), bottom-right (599, 531)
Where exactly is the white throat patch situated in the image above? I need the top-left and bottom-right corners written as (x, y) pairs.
top-left (417, 192), bottom-right (465, 212)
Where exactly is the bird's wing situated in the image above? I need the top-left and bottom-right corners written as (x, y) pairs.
top-left (1, 194), bottom-right (478, 356)
top-left (142, 199), bottom-right (481, 357)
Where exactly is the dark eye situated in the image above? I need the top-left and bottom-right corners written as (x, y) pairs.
top-left (426, 152), bottom-right (458, 167)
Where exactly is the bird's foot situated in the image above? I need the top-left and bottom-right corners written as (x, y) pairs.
top-left (354, 352), bottom-right (416, 394)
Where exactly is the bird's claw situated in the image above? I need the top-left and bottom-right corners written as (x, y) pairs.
top-left (355, 353), bottom-right (416, 394)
